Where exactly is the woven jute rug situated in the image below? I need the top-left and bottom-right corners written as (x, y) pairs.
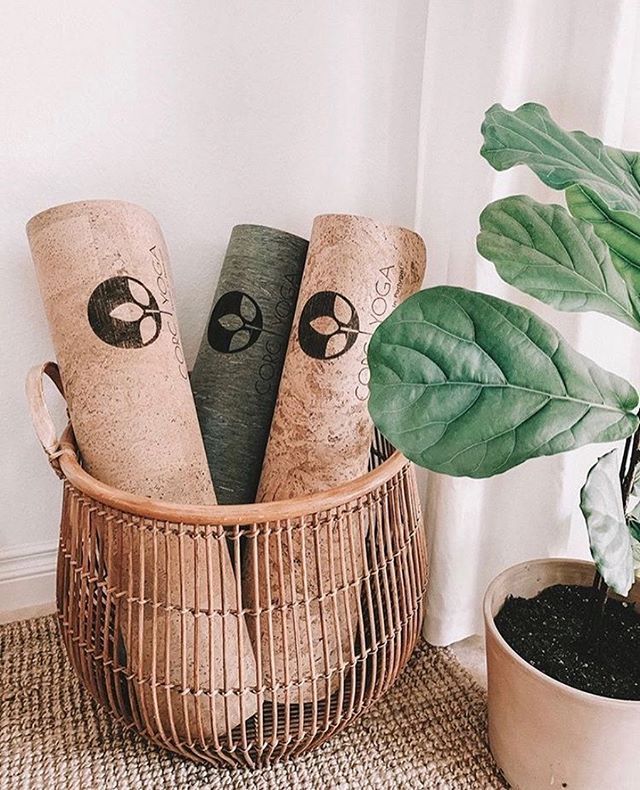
top-left (0, 616), bottom-right (506, 789)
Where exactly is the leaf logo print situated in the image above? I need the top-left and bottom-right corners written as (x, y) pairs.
top-left (128, 279), bottom-right (152, 306)
top-left (110, 303), bottom-right (144, 322)
top-left (310, 315), bottom-right (339, 336)
top-left (298, 291), bottom-right (361, 359)
top-left (87, 276), bottom-right (165, 348)
top-left (208, 291), bottom-right (264, 353)
top-left (219, 313), bottom-right (246, 333)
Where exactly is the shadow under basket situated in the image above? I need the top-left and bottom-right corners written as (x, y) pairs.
top-left (27, 362), bottom-right (428, 768)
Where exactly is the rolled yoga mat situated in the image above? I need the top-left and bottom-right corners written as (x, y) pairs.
top-left (26, 200), bottom-right (256, 739)
top-left (191, 224), bottom-right (308, 504)
top-left (248, 213), bottom-right (426, 702)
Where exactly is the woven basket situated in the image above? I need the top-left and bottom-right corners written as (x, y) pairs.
top-left (26, 361), bottom-right (428, 768)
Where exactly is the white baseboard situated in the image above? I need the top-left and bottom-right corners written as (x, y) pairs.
top-left (0, 540), bottom-right (57, 622)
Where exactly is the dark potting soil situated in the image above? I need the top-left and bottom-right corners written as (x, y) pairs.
top-left (494, 584), bottom-right (640, 700)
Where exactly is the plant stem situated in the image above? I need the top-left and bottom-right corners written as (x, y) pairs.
top-left (621, 427), bottom-right (640, 507)
top-left (619, 433), bottom-right (632, 489)
top-left (585, 571), bottom-right (608, 645)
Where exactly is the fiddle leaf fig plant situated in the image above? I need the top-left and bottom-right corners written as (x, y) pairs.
top-left (566, 185), bottom-right (640, 299)
top-left (477, 195), bottom-right (640, 330)
top-left (479, 102), bottom-right (640, 212)
top-left (368, 102), bottom-right (640, 601)
top-left (367, 286), bottom-right (637, 478)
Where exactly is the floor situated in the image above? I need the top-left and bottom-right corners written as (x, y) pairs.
top-left (2, 616), bottom-right (505, 788)
top-left (451, 634), bottom-right (487, 688)
top-left (0, 601), bottom-right (56, 625)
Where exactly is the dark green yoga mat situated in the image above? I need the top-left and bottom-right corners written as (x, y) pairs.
top-left (191, 224), bottom-right (308, 504)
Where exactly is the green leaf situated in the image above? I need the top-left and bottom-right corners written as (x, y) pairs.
top-left (626, 498), bottom-right (640, 541)
top-left (480, 103), bottom-right (640, 212)
top-left (477, 195), bottom-right (640, 329)
top-left (367, 286), bottom-right (638, 477)
top-left (603, 145), bottom-right (640, 190)
top-left (628, 515), bottom-right (640, 543)
top-left (566, 184), bottom-right (640, 300)
top-left (580, 450), bottom-right (634, 596)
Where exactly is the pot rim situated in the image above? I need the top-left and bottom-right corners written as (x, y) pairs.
top-left (483, 557), bottom-right (640, 707)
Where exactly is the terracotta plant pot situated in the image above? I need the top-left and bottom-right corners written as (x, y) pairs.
top-left (484, 558), bottom-right (640, 790)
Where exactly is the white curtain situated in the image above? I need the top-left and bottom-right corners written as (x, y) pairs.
top-left (416, 0), bottom-right (640, 645)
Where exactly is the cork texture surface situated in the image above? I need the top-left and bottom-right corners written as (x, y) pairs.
top-left (257, 214), bottom-right (426, 500)
top-left (122, 525), bottom-right (258, 739)
top-left (27, 199), bottom-right (215, 505)
top-left (27, 200), bottom-right (256, 734)
top-left (248, 214), bottom-right (426, 702)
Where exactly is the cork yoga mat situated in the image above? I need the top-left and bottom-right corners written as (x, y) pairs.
top-left (26, 200), bottom-right (256, 736)
top-left (191, 224), bottom-right (308, 505)
top-left (26, 200), bottom-right (213, 504)
top-left (249, 213), bottom-right (426, 701)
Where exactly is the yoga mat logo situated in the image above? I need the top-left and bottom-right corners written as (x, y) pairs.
top-left (208, 290), bottom-right (265, 354)
top-left (88, 276), bottom-right (167, 348)
top-left (298, 290), bottom-right (363, 360)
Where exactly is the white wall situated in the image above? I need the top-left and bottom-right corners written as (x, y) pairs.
top-left (0, 1), bottom-right (428, 613)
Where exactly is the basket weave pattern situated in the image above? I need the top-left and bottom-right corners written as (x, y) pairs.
top-left (30, 364), bottom-right (428, 767)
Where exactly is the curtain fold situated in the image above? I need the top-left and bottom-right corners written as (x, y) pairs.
top-left (415, 0), bottom-right (640, 645)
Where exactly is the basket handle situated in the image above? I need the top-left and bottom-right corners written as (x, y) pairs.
top-left (26, 361), bottom-right (68, 474)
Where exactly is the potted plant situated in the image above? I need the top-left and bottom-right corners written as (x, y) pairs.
top-left (367, 102), bottom-right (640, 790)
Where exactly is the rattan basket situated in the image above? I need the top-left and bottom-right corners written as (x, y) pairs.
top-left (26, 361), bottom-right (428, 768)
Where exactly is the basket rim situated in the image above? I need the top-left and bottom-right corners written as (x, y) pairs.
top-left (57, 425), bottom-right (410, 525)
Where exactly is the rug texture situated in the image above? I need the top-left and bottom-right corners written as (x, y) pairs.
top-left (0, 616), bottom-right (506, 789)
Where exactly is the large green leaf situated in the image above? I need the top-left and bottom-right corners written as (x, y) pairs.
top-left (626, 497), bottom-right (640, 541)
top-left (477, 195), bottom-right (640, 329)
top-left (367, 286), bottom-right (638, 477)
top-left (603, 145), bottom-right (640, 190)
top-left (481, 103), bottom-right (640, 213)
top-left (566, 184), bottom-right (640, 300)
top-left (580, 450), bottom-right (634, 596)
top-left (628, 511), bottom-right (640, 542)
